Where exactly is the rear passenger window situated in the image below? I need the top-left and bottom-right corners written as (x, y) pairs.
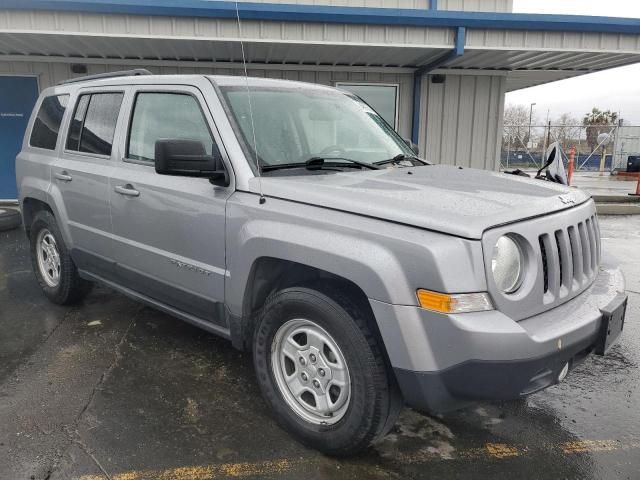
top-left (66, 92), bottom-right (123, 156)
top-left (30, 95), bottom-right (69, 150)
top-left (127, 92), bottom-right (215, 163)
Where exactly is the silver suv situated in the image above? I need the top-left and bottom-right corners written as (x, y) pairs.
top-left (16, 71), bottom-right (628, 455)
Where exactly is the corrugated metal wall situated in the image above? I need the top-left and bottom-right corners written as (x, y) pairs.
top-left (0, 61), bottom-right (506, 169)
top-left (233, 0), bottom-right (430, 7)
top-left (231, 0), bottom-right (512, 12)
top-left (418, 74), bottom-right (506, 169)
top-left (0, 60), bottom-right (416, 139)
top-left (438, 0), bottom-right (512, 12)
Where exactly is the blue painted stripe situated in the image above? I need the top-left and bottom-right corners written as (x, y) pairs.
top-left (430, 0), bottom-right (437, 11)
top-left (3, 0), bottom-right (640, 34)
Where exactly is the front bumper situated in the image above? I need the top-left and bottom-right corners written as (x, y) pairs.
top-left (369, 258), bottom-right (627, 413)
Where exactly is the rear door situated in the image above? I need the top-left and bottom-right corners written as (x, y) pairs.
top-left (109, 85), bottom-right (232, 327)
top-left (53, 88), bottom-right (126, 274)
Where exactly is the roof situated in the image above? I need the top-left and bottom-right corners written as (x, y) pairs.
top-left (1, 1), bottom-right (640, 91)
top-left (4, 0), bottom-right (640, 34)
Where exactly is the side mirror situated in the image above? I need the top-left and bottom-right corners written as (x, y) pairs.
top-left (404, 138), bottom-right (420, 156)
top-left (155, 139), bottom-right (229, 186)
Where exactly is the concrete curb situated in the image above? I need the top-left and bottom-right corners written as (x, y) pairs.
top-left (592, 195), bottom-right (640, 204)
top-left (596, 203), bottom-right (640, 215)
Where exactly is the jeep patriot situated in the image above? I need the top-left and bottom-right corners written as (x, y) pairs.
top-left (16, 70), bottom-right (628, 455)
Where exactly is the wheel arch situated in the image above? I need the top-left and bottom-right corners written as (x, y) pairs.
top-left (22, 197), bottom-right (53, 238)
top-left (230, 257), bottom-right (390, 364)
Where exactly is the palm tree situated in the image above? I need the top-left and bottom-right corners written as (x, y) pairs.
top-left (583, 108), bottom-right (618, 152)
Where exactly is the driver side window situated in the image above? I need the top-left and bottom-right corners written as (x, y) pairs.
top-left (127, 92), bottom-right (217, 163)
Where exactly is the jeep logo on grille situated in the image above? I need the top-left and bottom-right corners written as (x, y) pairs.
top-left (559, 194), bottom-right (576, 205)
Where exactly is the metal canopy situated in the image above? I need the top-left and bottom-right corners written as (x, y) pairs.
top-left (0, 32), bottom-right (450, 68)
top-left (1, 3), bottom-right (640, 91)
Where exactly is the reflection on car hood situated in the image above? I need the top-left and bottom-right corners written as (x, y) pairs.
top-left (249, 164), bottom-right (591, 239)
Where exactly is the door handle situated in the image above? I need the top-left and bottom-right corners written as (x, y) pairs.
top-left (114, 184), bottom-right (140, 197)
top-left (54, 172), bottom-right (73, 182)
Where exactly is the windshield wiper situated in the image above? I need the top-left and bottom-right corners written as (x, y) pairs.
top-left (305, 157), bottom-right (381, 170)
top-left (261, 157), bottom-right (381, 172)
top-left (374, 154), bottom-right (429, 167)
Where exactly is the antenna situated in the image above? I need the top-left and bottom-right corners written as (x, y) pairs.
top-left (235, 1), bottom-right (265, 205)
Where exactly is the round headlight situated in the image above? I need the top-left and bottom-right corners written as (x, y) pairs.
top-left (491, 236), bottom-right (524, 293)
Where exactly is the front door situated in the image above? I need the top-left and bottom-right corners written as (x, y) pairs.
top-left (0, 76), bottom-right (39, 200)
top-left (109, 86), bottom-right (232, 327)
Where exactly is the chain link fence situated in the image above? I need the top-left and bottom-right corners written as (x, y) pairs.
top-left (501, 123), bottom-right (640, 173)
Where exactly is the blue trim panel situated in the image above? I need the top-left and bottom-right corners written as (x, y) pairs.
top-left (411, 74), bottom-right (422, 144)
top-left (430, 0), bottom-right (437, 11)
top-left (3, 0), bottom-right (640, 34)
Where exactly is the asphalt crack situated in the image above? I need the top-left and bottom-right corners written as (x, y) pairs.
top-left (49, 307), bottom-right (142, 480)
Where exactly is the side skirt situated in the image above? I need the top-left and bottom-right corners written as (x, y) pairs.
top-left (79, 269), bottom-right (232, 340)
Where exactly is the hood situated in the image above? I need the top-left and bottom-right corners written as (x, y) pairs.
top-left (250, 165), bottom-right (591, 239)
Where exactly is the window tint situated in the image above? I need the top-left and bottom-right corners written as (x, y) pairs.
top-left (66, 94), bottom-right (90, 151)
top-left (79, 93), bottom-right (123, 156)
top-left (128, 93), bottom-right (215, 163)
top-left (30, 95), bottom-right (69, 150)
top-left (335, 84), bottom-right (398, 129)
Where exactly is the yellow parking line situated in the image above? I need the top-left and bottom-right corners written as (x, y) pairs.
top-left (77, 438), bottom-right (640, 480)
top-left (79, 459), bottom-right (296, 480)
top-left (484, 443), bottom-right (522, 459)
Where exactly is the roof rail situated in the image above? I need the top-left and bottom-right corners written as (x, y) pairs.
top-left (58, 68), bottom-right (153, 85)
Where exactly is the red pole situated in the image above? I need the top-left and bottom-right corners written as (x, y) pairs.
top-left (568, 146), bottom-right (575, 186)
top-left (631, 174), bottom-right (640, 197)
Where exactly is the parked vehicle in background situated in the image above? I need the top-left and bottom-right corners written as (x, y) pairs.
top-left (16, 71), bottom-right (628, 455)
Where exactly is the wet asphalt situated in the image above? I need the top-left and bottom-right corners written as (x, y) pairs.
top-left (0, 216), bottom-right (639, 480)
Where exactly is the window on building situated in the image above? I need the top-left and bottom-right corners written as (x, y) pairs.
top-left (335, 83), bottom-right (399, 130)
top-left (30, 95), bottom-right (70, 150)
top-left (66, 92), bottom-right (123, 156)
top-left (127, 92), bottom-right (216, 163)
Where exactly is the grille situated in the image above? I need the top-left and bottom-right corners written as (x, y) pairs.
top-left (538, 214), bottom-right (600, 300)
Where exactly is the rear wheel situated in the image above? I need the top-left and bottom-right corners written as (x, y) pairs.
top-left (253, 285), bottom-right (401, 456)
top-left (30, 210), bottom-right (92, 305)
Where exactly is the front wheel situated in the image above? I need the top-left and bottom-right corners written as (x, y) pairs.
top-left (253, 286), bottom-right (401, 456)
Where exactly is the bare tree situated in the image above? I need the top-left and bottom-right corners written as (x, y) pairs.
top-left (503, 104), bottom-right (538, 148)
top-left (550, 113), bottom-right (581, 153)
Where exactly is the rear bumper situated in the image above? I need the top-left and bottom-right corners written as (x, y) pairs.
top-left (370, 258), bottom-right (627, 413)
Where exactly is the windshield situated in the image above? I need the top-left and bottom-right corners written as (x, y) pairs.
top-left (218, 84), bottom-right (415, 172)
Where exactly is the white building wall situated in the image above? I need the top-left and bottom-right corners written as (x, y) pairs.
top-left (0, 60), bottom-right (415, 140)
top-left (438, 0), bottom-right (512, 12)
top-left (418, 73), bottom-right (506, 169)
top-left (231, 0), bottom-right (512, 12)
top-left (0, 60), bottom-right (508, 169)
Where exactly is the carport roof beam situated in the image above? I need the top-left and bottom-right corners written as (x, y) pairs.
top-left (4, 0), bottom-right (640, 35)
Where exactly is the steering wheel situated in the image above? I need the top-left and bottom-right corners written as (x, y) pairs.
top-left (318, 145), bottom-right (346, 158)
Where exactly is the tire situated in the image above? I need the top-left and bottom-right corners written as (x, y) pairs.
top-left (0, 208), bottom-right (21, 231)
top-left (253, 285), bottom-right (402, 456)
top-left (29, 210), bottom-right (92, 305)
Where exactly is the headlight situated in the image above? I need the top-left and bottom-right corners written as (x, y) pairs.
top-left (492, 235), bottom-right (524, 293)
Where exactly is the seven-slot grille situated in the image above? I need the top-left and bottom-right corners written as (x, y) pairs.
top-left (538, 214), bottom-right (600, 301)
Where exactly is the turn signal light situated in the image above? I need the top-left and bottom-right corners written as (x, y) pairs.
top-left (416, 289), bottom-right (493, 314)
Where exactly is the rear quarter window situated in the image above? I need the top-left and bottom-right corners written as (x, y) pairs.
top-left (29, 95), bottom-right (69, 150)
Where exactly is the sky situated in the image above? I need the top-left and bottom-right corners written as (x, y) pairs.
top-left (506, 0), bottom-right (640, 125)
